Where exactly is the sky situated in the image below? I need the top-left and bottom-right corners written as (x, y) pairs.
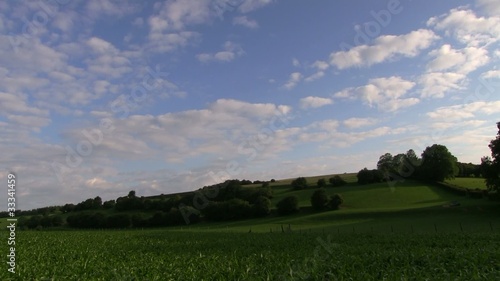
top-left (1, 0), bottom-right (499, 210)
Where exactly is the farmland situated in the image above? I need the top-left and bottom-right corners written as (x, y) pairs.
top-left (3, 174), bottom-right (500, 280)
top-left (2, 230), bottom-right (500, 280)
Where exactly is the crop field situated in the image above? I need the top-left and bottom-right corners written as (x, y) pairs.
top-left (1, 229), bottom-right (499, 280)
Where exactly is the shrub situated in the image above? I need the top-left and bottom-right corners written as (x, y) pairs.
top-left (311, 189), bottom-right (328, 211)
top-left (317, 178), bottom-right (326, 188)
top-left (291, 177), bottom-right (308, 190)
top-left (328, 194), bottom-right (344, 210)
top-left (329, 175), bottom-right (347, 187)
top-left (253, 196), bottom-right (272, 217)
top-left (276, 196), bottom-right (299, 215)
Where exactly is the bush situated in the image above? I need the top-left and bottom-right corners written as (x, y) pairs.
top-left (317, 178), bottom-right (326, 188)
top-left (291, 177), bottom-right (308, 190)
top-left (276, 196), bottom-right (299, 215)
top-left (329, 175), bottom-right (347, 187)
top-left (106, 214), bottom-right (131, 228)
top-left (311, 189), bottom-right (328, 211)
top-left (253, 196), bottom-right (272, 217)
top-left (357, 168), bottom-right (383, 184)
top-left (328, 194), bottom-right (344, 210)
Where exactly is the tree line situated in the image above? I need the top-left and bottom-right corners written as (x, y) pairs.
top-left (356, 121), bottom-right (500, 198)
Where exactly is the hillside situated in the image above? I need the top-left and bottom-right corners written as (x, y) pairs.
top-left (7, 172), bottom-right (498, 233)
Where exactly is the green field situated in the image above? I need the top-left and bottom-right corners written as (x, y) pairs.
top-left (445, 177), bottom-right (488, 190)
top-left (3, 175), bottom-right (500, 280)
top-left (2, 230), bottom-right (499, 280)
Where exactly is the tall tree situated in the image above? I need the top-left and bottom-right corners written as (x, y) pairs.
top-left (484, 122), bottom-right (500, 192)
top-left (420, 144), bottom-right (458, 182)
top-left (377, 153), bottom-right (393, 174)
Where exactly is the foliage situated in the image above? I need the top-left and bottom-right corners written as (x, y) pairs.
top-left (202, 199), bottom-right (253, 221)
top-left (357, 168), bottom-right (383, 184)
top-left (377, 149), bottom-right (421, 179)
top-left (483, 122), bottom-right (500, 192)
top-left (276, 196), bottom-right (299, 215)
top-left (327, 194), bottom-right (344, 210)
top-left (329, 175), bottom-right (347, 187)
top-left (291, 177), bottom-right (308, 190)
top-left (253, 196), bottom-right (272, 217)
top-left (316, 178), bottom-right (326, 188)
top-left (420, 144), bottom-right (458, 182)
top-left (310, 189), bottom-right (329, 211)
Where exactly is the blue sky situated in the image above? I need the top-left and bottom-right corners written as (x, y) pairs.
top-left (1, 0), bottom-right (500, 210)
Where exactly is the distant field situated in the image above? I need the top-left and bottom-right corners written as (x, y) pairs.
top-left (2, 230), bottom-right (499, 280)
top-left (445, 177), bottom-right (488, 190)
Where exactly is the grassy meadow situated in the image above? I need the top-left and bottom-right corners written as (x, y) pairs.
top-left (2, 174), bottom-right (500, 280)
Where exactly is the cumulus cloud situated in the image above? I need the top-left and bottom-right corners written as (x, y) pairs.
top-left (427, 8), bottom-right (500, 46)
top-left (418, 72), bottom-right (466, 98)
top-left (334, 76), bottom-right (418, 112)
top-left (283, 72), bottom-right (303, 89)
top-left (343, 118), bottom-right (379, 129)
top-left (233, 16), bottom-right (259, 29)
top-left (300, 96), bottom-right (333, 109)
top-left (426, 101), bottom-right (500, 121)
top-left (196, 41), bottom-right (245, 62)
top-left (329, 29), bottom-right (438, 69)
top-left (238, 0), bottom-right (273, 13)
top-left (426, 44), bottom-right (489, 74)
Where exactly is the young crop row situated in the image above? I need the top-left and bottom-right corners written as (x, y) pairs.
top-left (1, 230), bottom-right (499, 280)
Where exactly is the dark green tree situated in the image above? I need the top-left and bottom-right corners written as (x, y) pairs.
top-left (291, 177), bottom-right (308, 190)
top-left (328, 194), bottom-right (344, 210)
top-left (377, 153), bottom-right (393, 174)
top-left (420, 144), bottom-right (458, 182)
top-left (311, 189), bottom-right (328, 211)
top-left (253, 196), bottom-right (272, 217)
top-left (329, 175), bottom-right (347, 187)
top-left (276, 196), bottom-right (299, 215)
top-left (317, 178), bottom-right (326, 188)
top-left (483, 122), bottom-right (500, 192)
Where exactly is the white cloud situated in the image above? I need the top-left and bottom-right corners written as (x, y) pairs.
top-left (147, 30), bottom-right (199, 53)
top-left (427, 44), bottom-right (489, 75)
top-left (233, 16), bottom-right (259, 29)
top-left (85, 0), bottom-right (139, 18)
top-left (427, 101), bottom-right (500, 120)
top-left (477, 0), bottom-right (500, 17)
top-left (418, 72), bottom-right (466, 98)
top-left (481, 70), bottom-right (500, 79)
top-left (292, 58), bottom-right (300, 67)
top-left (334, 76), bottom-right (418, 112)
top-left (283, 72), bottom-right (303, 89)
top-left (304, 71), bottom-right (325, 82)
top-left (150, 0), bottom-right (212, 31)
top-left (343, 118), bottom-right (379, 129)
top-left (329, 29), bottom-right (438, 69)
top-left (312, 60), bottom-right (329, 71)
top-left (7, 114), bottom-right (51, 130)
top-left (0, 92), bottom-right (48, 116)
top-left (196, 41), bottom-right (244, 62)
top-left (427, 8), bottom-right (500, 46)
top-left (238, 0), bottom-right (273, 13)
top-left (300, 96), bottom-right (333, 109)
